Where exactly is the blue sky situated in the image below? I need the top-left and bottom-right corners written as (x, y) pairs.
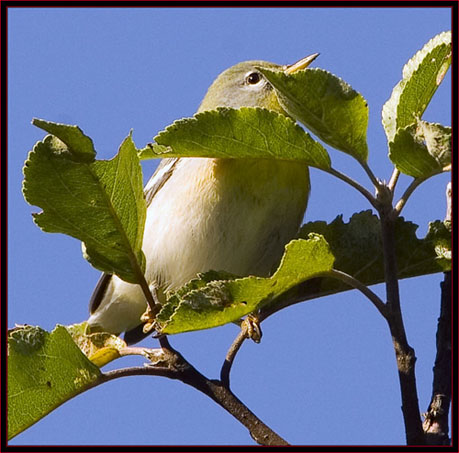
top-left (8, 7), bottom-right (451, 446)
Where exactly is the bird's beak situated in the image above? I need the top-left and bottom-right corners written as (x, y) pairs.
top-left (283, 53), bottom-right (320, 74)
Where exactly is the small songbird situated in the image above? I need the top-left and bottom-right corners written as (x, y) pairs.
top-left (87, 54), bottom-right (318, 344)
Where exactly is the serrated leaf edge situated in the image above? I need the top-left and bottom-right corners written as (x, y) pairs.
top-left (382, 31), bottom-right (451, 142)
top-left (154, 107), bottom-right (331, 169)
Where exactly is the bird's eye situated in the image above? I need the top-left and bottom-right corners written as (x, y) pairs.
top-left (245, 72), bottom-right (262, 85)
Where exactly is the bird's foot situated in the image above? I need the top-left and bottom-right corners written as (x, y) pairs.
top-left (141, 286), bottom-right (163, 334)
top-left (140, 305), bottom-right (161, 334)
top-left (243, 314), bottom-right (262, 343)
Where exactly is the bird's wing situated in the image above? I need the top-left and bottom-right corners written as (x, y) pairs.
top-left (88, 272), bottom-right (112, 314)
top-left (88, 158), bottom-right (180, 315)
top-left (144, 158), bottom-right (179, 207)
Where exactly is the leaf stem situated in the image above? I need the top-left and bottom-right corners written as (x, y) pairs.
top-left (388, 169), bottom-right (401, 192)
top-left (360, 161), bottom-right (382, 189)
top-left (321, 269), bottom-right (388, 318)
top-left (325, 167), bottom-right (378, 208)
top-left (393, 177), bottom-right (427, 218)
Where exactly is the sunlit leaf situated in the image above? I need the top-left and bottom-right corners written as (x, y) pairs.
top-left (66, 322), bottom-right (127, 367)
top-left (8, 325), bottom-right (101, 440)
top-left (146, 107), bottom-right (331, 170)
top-left (157, 235), bottom-right (334, 334)
top-left (382, 30), bottom-right (451, 143)
top-left (259, 67), bottom-right (369, 162)
top-left (23, 122), bottom-right (146, 283)
top-left (32, 118), bottom-right (96, 162)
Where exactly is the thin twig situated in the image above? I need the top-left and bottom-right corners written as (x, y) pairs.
top-left (118, 347), bottom-right (157, 357)
top-left (257, 267), bottom-right (388, 326)
top-left (100, 365), bottom-right (174, 381)
top-left (388, 169), bottom-right (401, 192)
top-left (393, 177), bottom-right (427, 218)
top-left (325, 167), bottom-right (378, 209)
top-left (158, 334), bottom-right (172, 350)
top-left (323, 269), bottom-right (388, 318)
top-left (220, 327), bottom-right (249, 388)
top-left (97, 350), bottom-right (289, 445)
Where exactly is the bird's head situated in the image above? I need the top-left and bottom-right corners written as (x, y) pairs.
top-left (198, 53), bottom-right (319, 114)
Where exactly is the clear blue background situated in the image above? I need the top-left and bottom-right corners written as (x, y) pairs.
top-left (8, 7), bottom-right (451, 446)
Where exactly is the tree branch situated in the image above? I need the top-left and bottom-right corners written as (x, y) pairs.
top-left (378, 204), bottom-right (425, 445)
top-left (445, 181), bottom-right (451, 221)
top-left (98, 341), bottom-right (288, 445)
top-left (422, 183), bottom-right (452, 444)
top-left (422, 271), bottom-right (451, 445)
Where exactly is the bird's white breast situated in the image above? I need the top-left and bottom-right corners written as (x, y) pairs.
top-left (89, 157), bottom-right (309, 334)
top-left (144, 158), bottom-right (309, 288)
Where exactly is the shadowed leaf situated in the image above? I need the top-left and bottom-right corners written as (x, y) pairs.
top-left (274, 211), bottom-right (451, 309)
top-left (389, 121), bottom-right (451, 178)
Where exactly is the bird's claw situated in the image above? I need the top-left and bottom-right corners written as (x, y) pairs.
top-left (140, 286), bottom-right (163, 334)
top-left (140, 305), bottom-right (161, 334)
top-left (243, 314), bottom-right (262, 343)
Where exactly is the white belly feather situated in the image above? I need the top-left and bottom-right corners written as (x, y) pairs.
top-left (88, 157), bottom-right (309, 334)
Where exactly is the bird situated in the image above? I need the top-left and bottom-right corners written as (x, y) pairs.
top-left (87, 54), bottom-right (318, 344)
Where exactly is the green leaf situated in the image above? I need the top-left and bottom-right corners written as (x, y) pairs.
top-left (156, 211), bottom-right (450, 335)
top-left (382, 30), bottom-right (451, 143)
top-left (389, 121), bottom-right (451, 178)
top-left (268, 213), bottom-right (451, 313)
top-left (425, 220), bottom-right (451, 264)
top-left (23, 125), bottom-right (146, 283)
top-left (156, 235), bottom-right (334, 334)
top-left (66, 322), bottom-right (127, 367)
top-left (293, 211), bottom-right (451, 302)
top-left (152, 107), bottom-right (331, 170)
top-left (8, 325), bottom-right (101, 440)
top-left (258, 67), bottom-right (369, 162)
top-left (137, 142), bottom-right (171, 160)
top-left (32, 118), bottom-right (96, 163)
